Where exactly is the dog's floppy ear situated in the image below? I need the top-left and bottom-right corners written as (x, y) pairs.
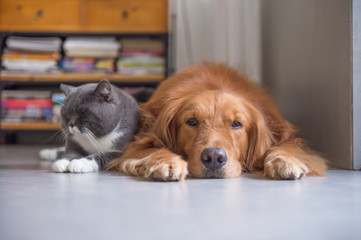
top-left (245, 104), bottom-right (275, 171)
top-left (152, 98), bottom-right (183, 150)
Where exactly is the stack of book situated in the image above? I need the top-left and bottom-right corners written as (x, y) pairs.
top-left (117, 38), bottom-right (165, 75)
top-left (1, 36), bottom-right (61, 74)
top-left (61, 37), bottom-right (120, 73)
top-left (1, 90), bottom-right (53, 122)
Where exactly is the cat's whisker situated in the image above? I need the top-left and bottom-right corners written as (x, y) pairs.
top-left (83, 128), bottom-right (103, 153)
top-left (55, 131), bottom-right (66, 145)
top-left (98, 121), bottom-right (105, 129)
top-left (60, 128), bottom-right (70, 143)
top-left (58, 132), bottom-right (68, 145)
top-left (42, 130), bottom-right (64, 144)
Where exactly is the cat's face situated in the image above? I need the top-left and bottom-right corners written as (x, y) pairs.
top-left (60, 80), bottom-right (121, 139)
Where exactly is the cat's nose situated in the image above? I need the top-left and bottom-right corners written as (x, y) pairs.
top-left (69, 120), bottom-right (75, 128)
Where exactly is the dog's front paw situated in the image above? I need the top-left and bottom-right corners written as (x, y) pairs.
top-left (264, 152), bottom-right (309, 180)
top-left (68, 158), bottom-right (99, 173)
top-left (52, 159), bottom-right (70, 173)
top-left (145, 156), bottom-right (188, 181)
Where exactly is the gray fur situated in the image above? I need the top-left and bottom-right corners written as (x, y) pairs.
top-left (56, 79), bottom-right (139, 170)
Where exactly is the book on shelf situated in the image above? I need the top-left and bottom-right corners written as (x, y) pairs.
top-left (60, 57), bottom-right (115, 73)
top-left (63, 37), bottom-right (120, 58)
top-left (5, 36), bottom-right (62, 52)
top-left (1, 36), bottom-right (166, 76)
top-left (1, 99), bottom-right (53, 122)
top-left (64, 49), bottom-right (119, 58)
top-left (2, 90), bottom-right (52, 99)
top-left (118, 38), bottom-right (165, 75)
top-left (121, 49), bottom-right (165, 56)
top-left (1, 90), bottom-right (54, 123)
top-left (117, 56), bottom-right (165, 75)
top-left (60, 37), bottom-right (120, 73)
top-left (2, 49), bottom-right (60, 61)
top-left (2, 36), bottom-right (62, 74)
top-left (2, 59), bottom-right (58, 73)
top-left (121, 38), bottom-right (164, 51)
top-left (64, 37), bottom-right (120, 51)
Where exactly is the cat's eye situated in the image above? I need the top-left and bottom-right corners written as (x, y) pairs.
top-left (231, 121), bottom-right (242, 129)
top-left (186, 118), bottom-right (199, 127)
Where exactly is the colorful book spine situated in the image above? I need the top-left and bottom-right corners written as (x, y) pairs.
top-left (1, 99), bottom-right (53, 120)
top-left (2, 51), bottom-right (59, 61)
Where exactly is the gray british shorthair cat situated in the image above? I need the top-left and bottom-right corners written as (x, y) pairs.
top-left (42, 79), bottom-right (140, 173)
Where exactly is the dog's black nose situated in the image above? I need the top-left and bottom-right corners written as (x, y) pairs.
top-left (200, 148), bottom-right (227, 170)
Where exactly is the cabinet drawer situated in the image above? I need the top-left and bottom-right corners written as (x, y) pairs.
top-left (0, 0), bottom-right (81, 31)
top-left (83, 0), bottom-right (168, 32)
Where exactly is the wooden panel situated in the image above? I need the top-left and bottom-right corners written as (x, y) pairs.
top-left (1, 122), bottom-right (61, 130)
top-left (83, 0), bottom-right (168, 32)
top-left (0, 0), bottom-right (168, 32)
top-left (0, 0), bottom-right (81, 31)
top-left (0, 73), bottom-right (164, 82)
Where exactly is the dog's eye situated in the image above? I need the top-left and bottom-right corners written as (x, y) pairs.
top-left (231, 121), bottom-right (242, 129)
top-left (186, 118), bottom-right (199, 127)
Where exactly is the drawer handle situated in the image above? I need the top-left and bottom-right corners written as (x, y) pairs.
top-left (35, 9), bottom-right (43, 18)
top-left (122, 10), bottom-right (129, 19)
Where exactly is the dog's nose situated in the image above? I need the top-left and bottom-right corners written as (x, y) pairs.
top-left (200, 148), bottom-right (227, 170)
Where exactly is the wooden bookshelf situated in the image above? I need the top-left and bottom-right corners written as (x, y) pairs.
top-left (0, 0), bottom-right (168, 143)
top-left (1, 122), bottom-right (61, 130)
top-left (0, 73), bottom-right (165, 83)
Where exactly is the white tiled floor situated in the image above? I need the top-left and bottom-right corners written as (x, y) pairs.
top-left (1, 145), bottom-right (360, 240)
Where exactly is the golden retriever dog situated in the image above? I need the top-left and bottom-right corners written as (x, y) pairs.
top-left (108, 63), bottom-right (326, 181)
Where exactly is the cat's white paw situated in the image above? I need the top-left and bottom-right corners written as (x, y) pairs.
top-left (68, 158), bottom-right (99, 173)
top-left (52, 159), bottom-right (70, 173)
top-left (40, 148), bottom-right (58, 161)
top-left (40, 147), bottom-right (65, 161)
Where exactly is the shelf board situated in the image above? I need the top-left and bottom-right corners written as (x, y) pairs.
top-left (1, 122), bottom-right (61, 130)
top-left (0, 73), bottom-right (165, 83)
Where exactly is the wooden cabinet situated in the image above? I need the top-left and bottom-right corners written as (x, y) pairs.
top-left (83, 0), bottom-right (168, 32)
top-left (0, 0), bottom-right (81, 31)
top-left (0, 0), bottom-right (168, 32)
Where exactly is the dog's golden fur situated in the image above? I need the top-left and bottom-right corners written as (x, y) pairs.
top-left (108, 63), bottom-right (326, 180)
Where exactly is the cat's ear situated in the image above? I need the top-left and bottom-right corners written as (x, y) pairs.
top-left (92, 79), bottom-right (112, 101)
top-left (60, 84), bottom-right (77, 96)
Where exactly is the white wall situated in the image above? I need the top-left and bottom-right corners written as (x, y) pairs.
top-left (261, 0), bottom-right (353, 169)
top-left (170, 0), bottom-right (262, 82)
